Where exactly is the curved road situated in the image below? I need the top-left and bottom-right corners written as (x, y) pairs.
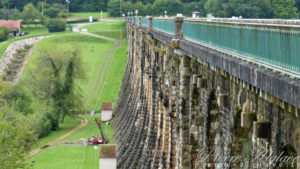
top-left (73, 22), bottom-right (122, 46)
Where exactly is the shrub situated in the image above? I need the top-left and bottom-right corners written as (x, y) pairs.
top-left (36, 113), bottom-right (52, 138)
top-left (44, 7), bottom-right (60, 18)
top-left (46, 111), bottom-right (59, 130)
top-left (46, 18), bottom-right (66, 32)
top-left (59, 12), bottom-right (69, 18)
top-left (0, 26), bottom-right (10, 42)
top-left (33, 111), bottom-right (59, 138)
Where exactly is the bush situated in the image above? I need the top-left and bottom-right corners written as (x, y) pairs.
top-left (46, 111), bottom-right (59, 130)
top-left (59, 12), bottom-right (69, 18)
top-left (46, 18), bottom-right (66, 32)
top-left (36, 113), bottom-right (52, 138)
top-left (33, 111), bottom-right (59, 138)
top-left (0, 26), bottom-right (10, 42)
top-left (44, 7), bottom-right (60, 18)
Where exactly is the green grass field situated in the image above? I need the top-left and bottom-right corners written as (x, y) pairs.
top-left (0, 25), bottom-right (72, 59)
top-left (21, 31), bottom-right (126, 110)
top-left (0, 27), bottom-right (49, 59)
top-left (24, 21), bottom-right (126, 169)
top-left (32, 117), bottom-right (81, 149)
top-left (82, 21), bottom-right (127, 40)
top-left (81, 21), bottom-right (127, 105)
top-left (30, 115), bottom-right (114, 169)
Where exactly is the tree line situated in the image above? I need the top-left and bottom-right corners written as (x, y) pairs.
top-left (0, 0), bottom-right (299, 19)
top-left (109, 0), bottom-right (299, 19)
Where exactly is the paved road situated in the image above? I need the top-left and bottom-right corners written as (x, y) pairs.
top-left (73, 22), bottom-right (122, 46)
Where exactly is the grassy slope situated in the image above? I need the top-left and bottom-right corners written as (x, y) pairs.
top-left (30, 115), bottom-right (113, 169)
top-left (20, 33), bottom-right (114, 111)
top-left (0, 27), bottom-right (49, 59)
top-left (82, 21), bottom-right (127, 104)
top-left (32, 117), bottom-right (81, 149)
top-left (27, 21), bottom-right (126, 169)
top-left (0, 25), bottom-right (72, 59)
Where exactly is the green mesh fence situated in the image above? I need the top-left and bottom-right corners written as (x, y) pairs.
top-left (152, 19), bottom-right (175, 34)
top-left (183, 21), bottom-right (300, 72)
top-left (141, 18), bottom-right (149, 26)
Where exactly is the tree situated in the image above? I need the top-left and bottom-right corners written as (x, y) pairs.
top-left (134, 2), bottom-right (147, 16)
top-left (296, 0), bottom-right (300, 11)
top-left (227, 0), bottom-right (273, 18)
top-left (22, 3), bottom-right (40, 24)
top-left (46, 18), bottom-right (66, 32)
top-left (273, 0), bottom-right (298, 19)
top-left (0, 26), bottom-right (10, 41)
top-left (9, 9), bottom-right (21, 20)
top-left (0, 0), bottom-right (9, 9)
top-left (184, 1), bottom-right (207, 16)
top-left (28, 46), bottom-right (85, 123)
top-left (122, 1), bottom-right (134, 15)
top-left (144, 3), bottom-right (153, 16)
top-left (38, 1), bottom-right (51, 14)
top-left (44, 7), bottom-right (61, 18)
top-left (152, 0), bottom-right (184, 16)
top-left (0, 107), bottom-right (35, 168)
top-left (108, 0), bottom-right (121, 17)
top-left (204, 0), bottom-right (227, 17)
top-left (2, 84), bottom-right (33, 113)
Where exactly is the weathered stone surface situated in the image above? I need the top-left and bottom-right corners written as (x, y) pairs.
top-left (113, 19), bottom-right (300, 169)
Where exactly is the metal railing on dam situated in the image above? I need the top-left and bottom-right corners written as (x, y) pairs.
top-left (129, 17), bottom-right (300, 78)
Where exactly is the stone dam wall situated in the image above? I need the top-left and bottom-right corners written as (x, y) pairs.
top-left (112, 18), bottom-right (300, 169)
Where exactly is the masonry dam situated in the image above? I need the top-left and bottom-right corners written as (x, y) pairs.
top-left (112, 17), bottom-right (300, 169)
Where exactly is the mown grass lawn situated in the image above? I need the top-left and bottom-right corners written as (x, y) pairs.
top-left (30, 115), bottom-right (114, 169)
top-left (82, 21), bottom-right (127, 40)
top-left (82, 21), bottom-right (127, 104)
top-left (32, 117), bottom-right (81, 150)
top-left (26, 21), bottom-right (126, 169)
top-left (21, 32), bottom-right (121, 111)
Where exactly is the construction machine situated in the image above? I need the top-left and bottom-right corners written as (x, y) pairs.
top-left (88, 118), bottom-right (108, 144)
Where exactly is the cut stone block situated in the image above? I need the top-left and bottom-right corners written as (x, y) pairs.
top-left (241, 112), bottom-right (257, 128)
top-left (217, 94), bottom-right (229, 108)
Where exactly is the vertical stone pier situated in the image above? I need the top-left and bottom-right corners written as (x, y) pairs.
top-left (113, 17), bottom-right (300, 169)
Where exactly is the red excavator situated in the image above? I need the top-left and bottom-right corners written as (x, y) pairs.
top-left (88, 118), bottom-right (109, 144)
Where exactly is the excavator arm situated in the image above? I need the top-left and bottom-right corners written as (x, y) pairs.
top-left (94, 118), bottom-right (106, 140)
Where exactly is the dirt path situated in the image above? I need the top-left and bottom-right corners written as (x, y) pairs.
top-left (27, 21), bottom-right (122, 156)
top-left (27, 118), bottom-right (88, 158)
